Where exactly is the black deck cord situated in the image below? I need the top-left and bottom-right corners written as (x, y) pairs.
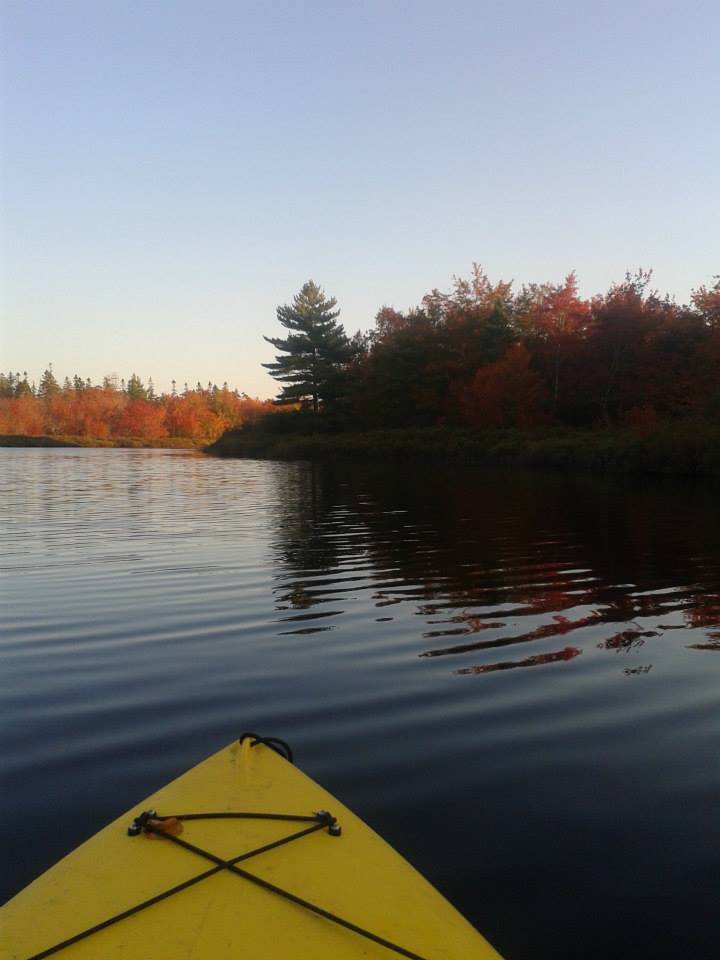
top-left (26, 813), bottom-right (432, 960)
top-left (26, 818), bottom-right (328, 960)
top-left (26, 736), bottom-right (433, 960)
top-left (239, 730), bottom-right (293, 762)
top-left (152, 824), bottom-right (432, 960)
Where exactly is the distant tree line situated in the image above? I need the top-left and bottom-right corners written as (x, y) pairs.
top-left (5, 267), bottom-right (719, 442)
top-left (263, 270), bottom-right (720, 432)
top-left (0, 368), bottom-right (278, 442)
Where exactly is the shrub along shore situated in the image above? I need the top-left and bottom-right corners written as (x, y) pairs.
top-left (205, 422), bottom-right (720, 475)
top-left (0, 435), bottom-right (196, 448)
top-left (6, 423), bottom-right (720, 474)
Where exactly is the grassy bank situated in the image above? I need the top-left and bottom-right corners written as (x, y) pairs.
top-left (206, 421), bottom-right (720, 475)
top-left (0, 435), bottom-right (198, 449)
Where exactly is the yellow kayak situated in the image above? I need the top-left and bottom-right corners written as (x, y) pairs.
top-left (1, 734), bottom-right (504, 959)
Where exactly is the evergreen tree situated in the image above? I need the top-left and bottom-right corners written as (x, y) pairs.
top-left (38, 365), bottom-right (60, 398)
top-left (15, 372), bottom-right (33, 397)
top-left (126, 373), bottom-right (147, 401)
top-left (263, 281), bottom-right (352, 414)
top-left (0, 373), bottom-right (15, 398)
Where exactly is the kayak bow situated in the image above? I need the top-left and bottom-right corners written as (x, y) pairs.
top-left (1, 733), bottom-right (504, 959)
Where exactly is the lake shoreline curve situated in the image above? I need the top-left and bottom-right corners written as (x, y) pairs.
top-left (205, 422), bottom-right (720, 475)
top-left (0, 434), bottom-right (197, 448)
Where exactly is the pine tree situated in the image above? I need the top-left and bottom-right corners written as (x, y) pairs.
top-left (16, 372), bottom-right (33, 397)
top-left (0, 373), bottom-right (15, 398)
top-left (126, 373), bottom-right (147, 401)
top-left (38, 365), bottom-right (60, 398)
top-left (263, 281), bottom-right (352, 414)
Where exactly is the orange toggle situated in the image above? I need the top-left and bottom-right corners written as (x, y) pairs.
top-left (144, 817), bottom-right (183, 838)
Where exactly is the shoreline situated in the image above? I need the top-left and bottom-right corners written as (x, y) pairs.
top-left (6, 425), bottom-right (720, 476)
top-left (0, 435), bottom-right (198, 449)
top-left (205, 422), bottom-right (720, 476)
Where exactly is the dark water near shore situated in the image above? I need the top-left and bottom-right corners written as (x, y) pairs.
top-left (3, 448), bottom-right (720, 959)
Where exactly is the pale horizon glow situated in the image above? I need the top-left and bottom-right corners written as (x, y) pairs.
top-left (2, 1), bottom-right (718, 398)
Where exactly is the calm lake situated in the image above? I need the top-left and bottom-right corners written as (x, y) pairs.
top-left (3, 448), bottom-right (720, 958)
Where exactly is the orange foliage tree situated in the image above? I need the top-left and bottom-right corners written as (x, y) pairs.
top-left (0, 395), bottom-right (46, 435)
top-left (114, 399), bottom-right (168, 439)
top-left (456, 343), bottom-right (548, 428)
top-left (515, 273), bottom-right (591, 417)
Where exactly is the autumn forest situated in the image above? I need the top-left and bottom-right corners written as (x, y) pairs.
top-left (338, 267), bottom-right (720, 432)
top-left (0, 372), bottom-right (277, 444)
top-left (4, 267), bottom-right (720, 446)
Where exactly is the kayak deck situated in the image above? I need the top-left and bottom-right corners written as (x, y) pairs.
top-left (1, 736), bottom-right (503, 959)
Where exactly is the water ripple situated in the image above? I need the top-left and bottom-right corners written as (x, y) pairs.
top-left (4, 452), bottom-right (720, 960)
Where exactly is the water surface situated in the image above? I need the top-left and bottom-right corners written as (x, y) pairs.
top-left (2, 448), bottom-right (720, 959)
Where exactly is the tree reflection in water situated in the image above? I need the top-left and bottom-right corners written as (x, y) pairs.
top-left (268, 461), bottom-right (720, 673)
top-left (455, 645), bottom-right (582, 675)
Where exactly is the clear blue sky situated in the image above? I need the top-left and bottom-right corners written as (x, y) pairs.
top-left (2, 0), bottom-right (718, 397)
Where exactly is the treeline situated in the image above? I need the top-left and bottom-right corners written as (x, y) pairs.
top-left (6, 267), bottom-right (720, 445)
top-left (0, 370), bottom-right (278, 443)
top-left (337, 268), bottom-right (720, 432)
